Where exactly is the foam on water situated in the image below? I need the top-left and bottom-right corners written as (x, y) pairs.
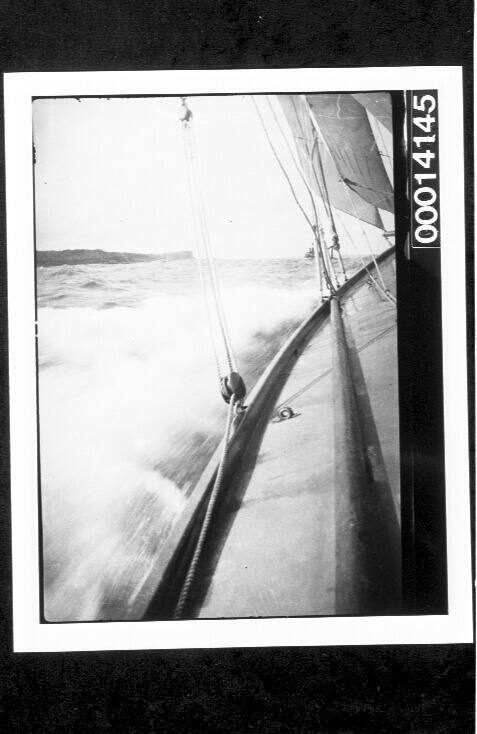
top-left (38, 259), bottom-right (322, 620)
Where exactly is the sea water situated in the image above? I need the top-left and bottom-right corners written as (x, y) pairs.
top-left (37, 256), bottom-right (360, 621)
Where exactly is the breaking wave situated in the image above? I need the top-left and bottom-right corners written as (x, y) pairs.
top-left (38, 259), bottom-right (320, 621)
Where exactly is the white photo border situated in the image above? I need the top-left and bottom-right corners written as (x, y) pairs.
top-left (4, 66), bottom-right (472, 652)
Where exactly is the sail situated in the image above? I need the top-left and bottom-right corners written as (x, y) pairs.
top-left (278, 95), bottom-right (384, 229)
top-left (306, 94), bottom-right (394, 213)
top-left (352, 92), bottom-right (393, 132)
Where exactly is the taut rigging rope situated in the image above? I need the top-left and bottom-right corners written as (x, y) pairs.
top-left (252, 96), bottom-right (335, 296)
top-left (263, 95), bottom-right (336, 297)
top-left (183, 121), bottom-right (237, 375)
top-left (181, 127), bottom-right (224, 383)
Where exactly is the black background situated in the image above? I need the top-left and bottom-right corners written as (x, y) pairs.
top-left (0, 2), bottom-right (474, 732)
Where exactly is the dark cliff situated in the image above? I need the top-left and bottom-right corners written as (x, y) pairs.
top-left (36, 249), bottom-right (193, 267)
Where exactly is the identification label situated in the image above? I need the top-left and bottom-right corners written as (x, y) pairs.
top-left (407, 90), bottom-right (440, 249)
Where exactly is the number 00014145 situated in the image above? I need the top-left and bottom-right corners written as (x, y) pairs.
top-left (409, 91), bottom-right (440, 248)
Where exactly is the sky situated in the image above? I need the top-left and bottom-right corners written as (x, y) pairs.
top-left (32, 94), bottom-right (394, 259)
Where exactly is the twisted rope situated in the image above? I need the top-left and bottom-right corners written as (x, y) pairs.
top-left (174, 394), bottom-right (236, 619)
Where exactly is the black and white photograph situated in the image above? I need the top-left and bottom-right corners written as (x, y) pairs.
top-left (4, 67), bottom-right (471, 651)
top-left (34, 90), bottom-right (400, 623)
